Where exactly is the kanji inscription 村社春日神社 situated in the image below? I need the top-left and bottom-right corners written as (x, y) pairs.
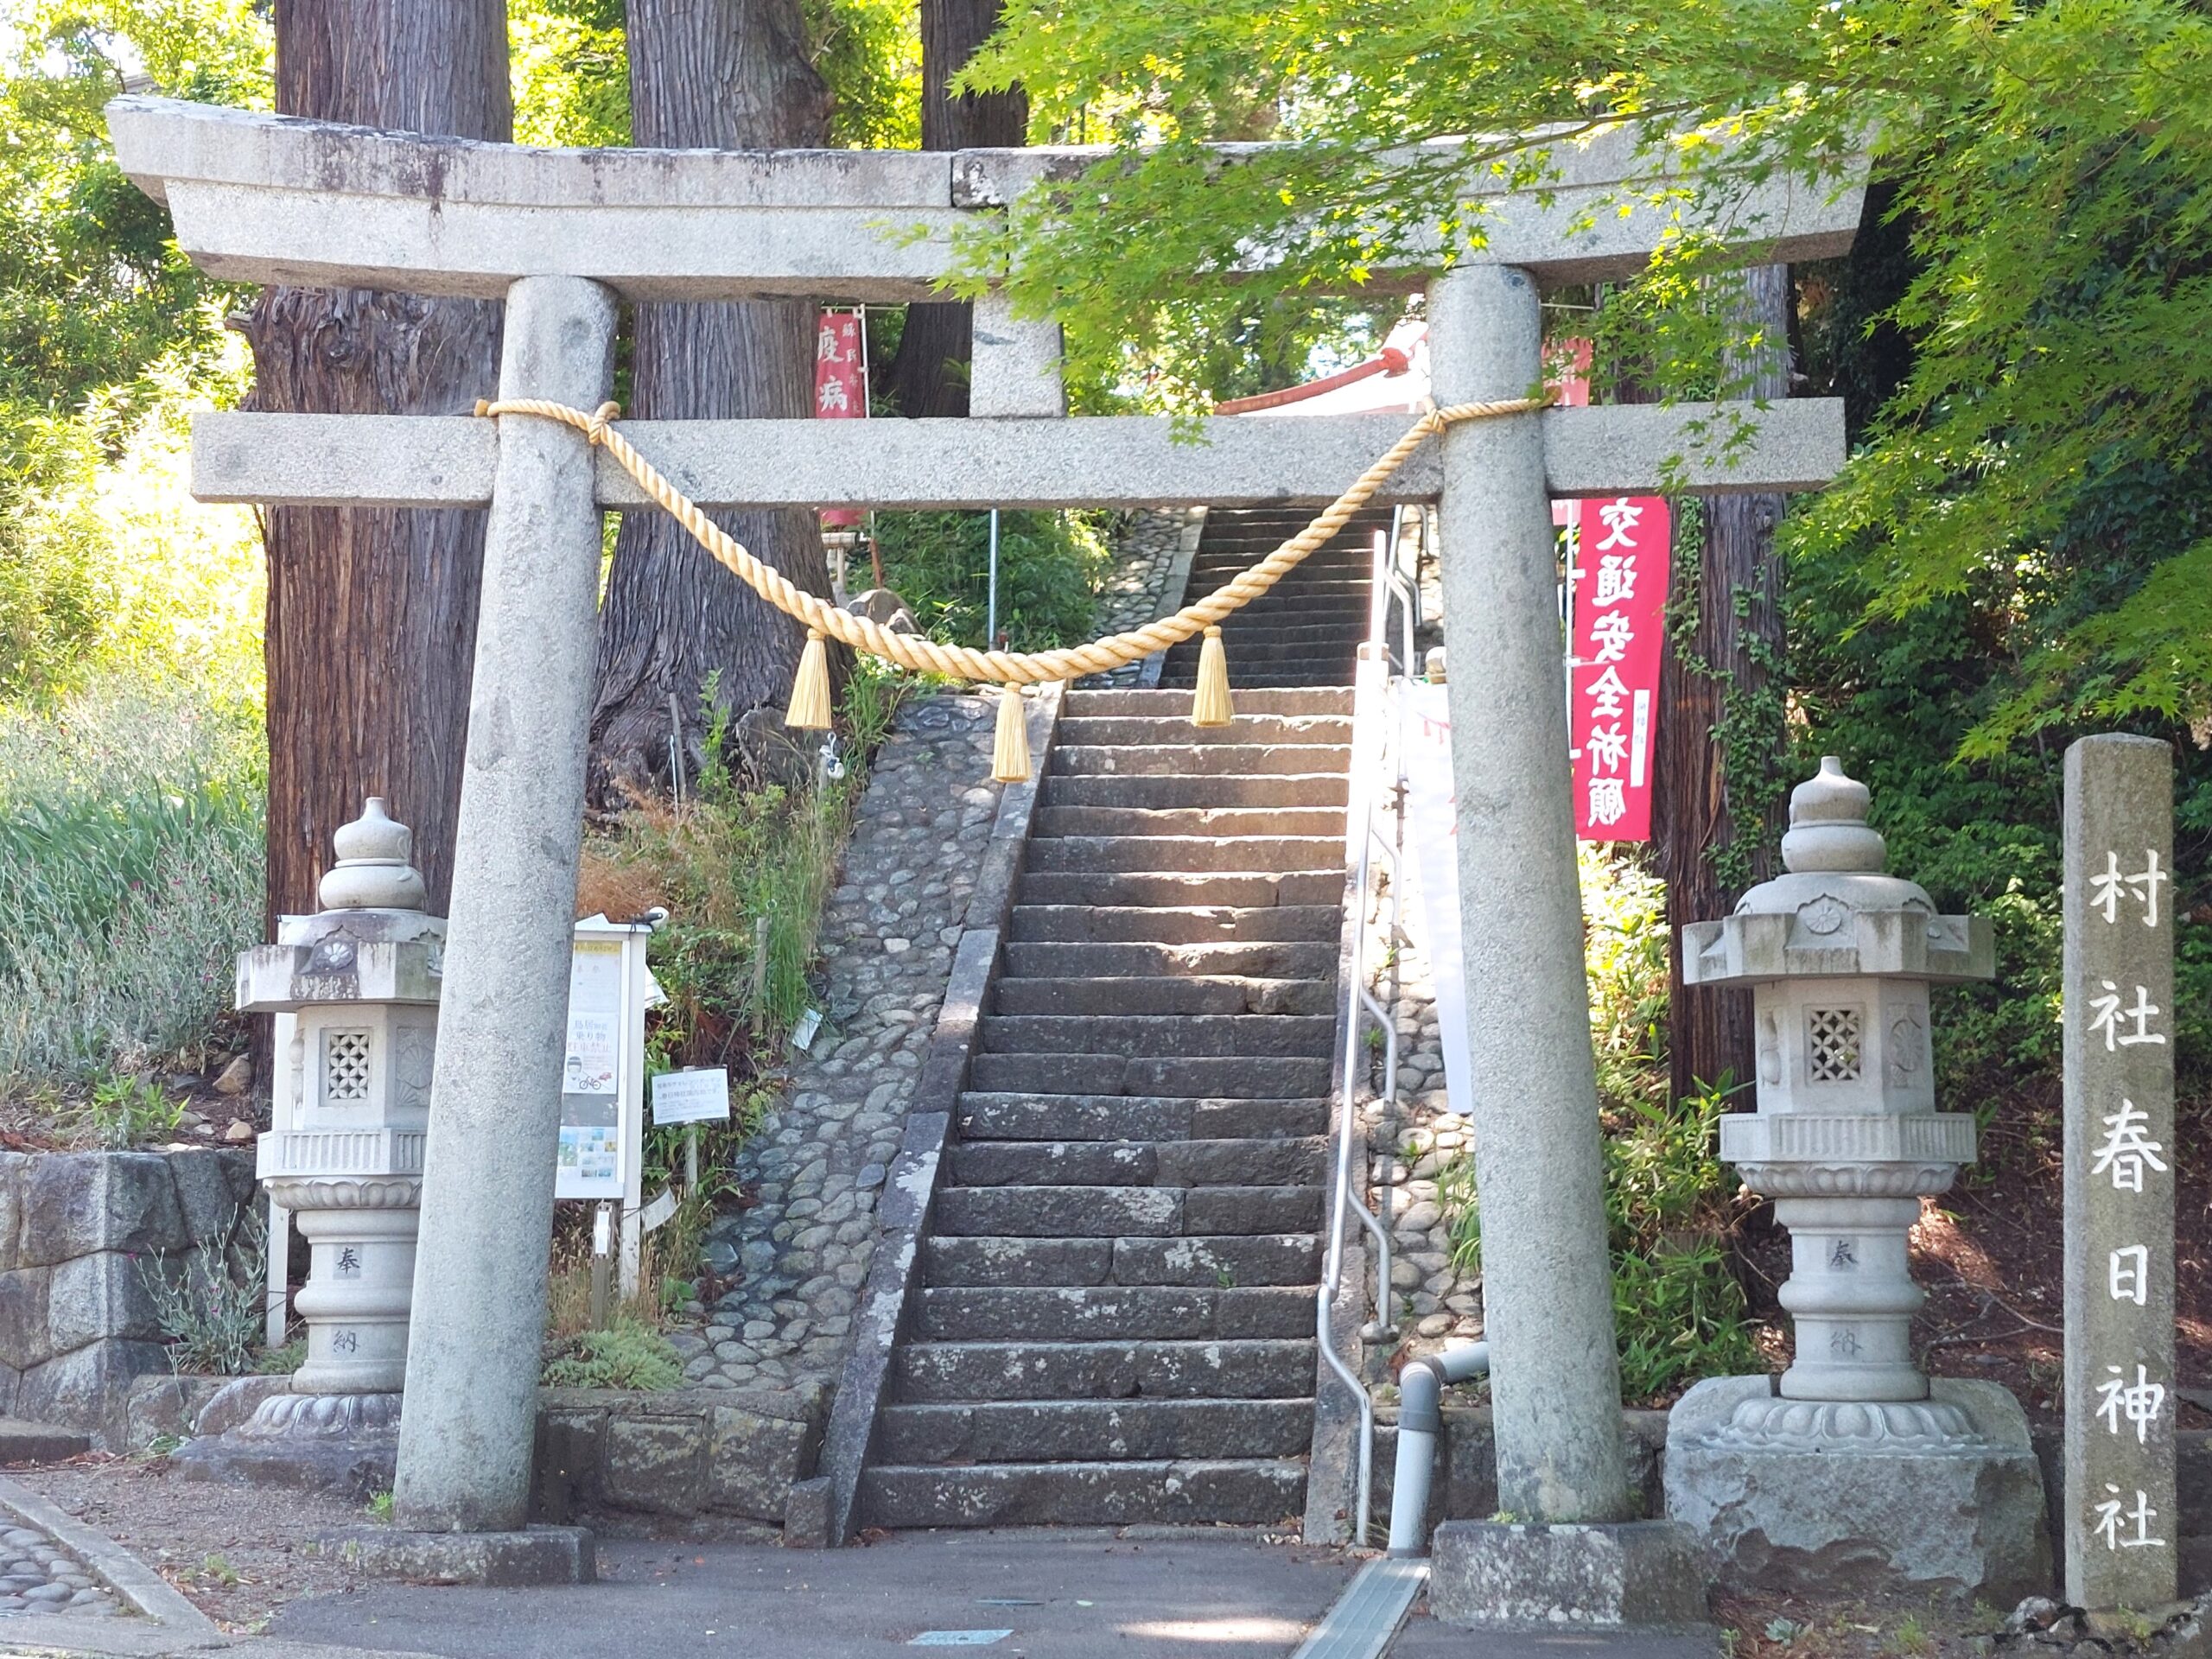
top-left (2061, 735), bottom-right (2178, 1610)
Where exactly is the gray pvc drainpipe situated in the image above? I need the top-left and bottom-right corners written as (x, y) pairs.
top-left (1385, 1339), bottom-right (1491, 1557)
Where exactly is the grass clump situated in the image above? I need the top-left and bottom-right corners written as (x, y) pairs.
top-left (0, 677), bottom-right (264, 1090)
top-left (542, 1315), bottom-right (684, 1391)
top-left (139, 1203), bottom-right (275, 1376)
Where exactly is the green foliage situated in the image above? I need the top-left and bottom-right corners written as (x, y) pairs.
top-left (0, 5), bottom-right (267, 706)
top-left (365, 1490), bottom-right (395, 1522)
top-left (75, 1071), bottom-right (183, 1148)
top-left (541, 1314), bottom-right (683, 1391)
top-left (0, 679), bottom-right (265, 1086)
top-left (584, 665), bottom-right (900, 1199)
top-left (873, 510), bottom-right (1111, 651)
top-left (256, 1338), bottom-right (305, 1376)
top-left (957, 0), bottom-right (2212, 741)
top-left (138, 1203), bottom-right (270, 1376)
top-left (510, 0), bottom-right (628, 145)
top-left (505, 0), bottom-right (918, 149)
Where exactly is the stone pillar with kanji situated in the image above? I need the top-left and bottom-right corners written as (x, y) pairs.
top-left (2063, 735), bottom-right (2179, 1611)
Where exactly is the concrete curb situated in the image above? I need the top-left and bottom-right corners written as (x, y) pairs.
top-left (799, 683), bottom-right (1065, 1548)
top-left (0, 1470), bottom-right (223, 1637)
top-left (1136, 508), bottom-right (1206, 690)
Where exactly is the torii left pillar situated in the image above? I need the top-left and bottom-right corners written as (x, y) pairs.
top-left (394, 276), bottom-right (617, 1538)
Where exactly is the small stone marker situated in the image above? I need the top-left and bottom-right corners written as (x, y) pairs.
top-left (2063, 734), bottom-right (2177, 1611)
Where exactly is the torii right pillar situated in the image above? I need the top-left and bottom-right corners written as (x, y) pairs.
top-left (1422, 264), bottom-right (1708, 1628)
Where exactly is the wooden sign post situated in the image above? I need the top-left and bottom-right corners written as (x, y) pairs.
top-left (2063, 734), bottom-right (2178, 1611)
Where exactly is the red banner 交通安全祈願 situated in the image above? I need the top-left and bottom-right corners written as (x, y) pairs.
top-left (1569, 495), bottom-right (1670, 842)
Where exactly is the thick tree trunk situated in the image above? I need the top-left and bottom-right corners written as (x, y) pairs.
top-left (246, 1), bottom-right (512, 924)
top-left (1655, 264), bottom-right (1794, 1104)
top-left (588, 0), bottom-right (836, 798)
top-left (878, 0), bottom-right (1027, 419)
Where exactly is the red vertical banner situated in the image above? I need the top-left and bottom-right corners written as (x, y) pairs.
top-left (816, 308), bottom-right (867, 530)
top-left (1569, 495), bottom-right (1670, 842)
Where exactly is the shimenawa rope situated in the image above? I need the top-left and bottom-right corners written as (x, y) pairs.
top-left (473, 391), bottom-right (1548, 778)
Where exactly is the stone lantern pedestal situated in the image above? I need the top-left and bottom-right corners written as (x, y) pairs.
top-left (1662, 760), bottom-right (2051, 1602)
top-left (177, 799), bottom-right (439, 1493)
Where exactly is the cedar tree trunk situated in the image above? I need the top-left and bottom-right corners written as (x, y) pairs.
top-left (1655, 264), bottom-right (1794, 1105)
top-left (242, 1), bottom-right (512, 924)
top-left (588, 0), bottom-right (836, 798)
top-left (877, 0), bottom-right (1027, 419)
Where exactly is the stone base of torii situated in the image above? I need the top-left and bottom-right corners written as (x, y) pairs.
top-left (99, 92), bottom-right (2071, 1616)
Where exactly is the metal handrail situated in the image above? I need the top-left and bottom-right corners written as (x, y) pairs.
top-left (1316, 511), bottom-right (1421, 1547)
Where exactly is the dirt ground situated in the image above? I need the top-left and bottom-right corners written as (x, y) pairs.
top-left (9, 1452), bottom-right (371, 1633)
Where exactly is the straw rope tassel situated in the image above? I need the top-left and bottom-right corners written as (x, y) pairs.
top-left (471, 392), bottom-right (1544, 691)
top-left (785, 629), bottom-right (834, 730)
top-left (991, 683), bottom-right (1031, 784)
top-left (1191, 626), bottom-right (1233, 728)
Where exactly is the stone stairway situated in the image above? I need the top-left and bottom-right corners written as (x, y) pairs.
top-left (857, 683), bottom-right (1357, 1529)
top-left (1157, 505), bottom-right (1389, 690)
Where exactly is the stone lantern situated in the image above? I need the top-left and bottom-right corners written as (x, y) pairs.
top-left (1663, 760), bottom-right (2051, 1605)
top-left (236, 798), bottom-right (440, 1421)
top-left (1682, 757), bottom-right (1993, 1410)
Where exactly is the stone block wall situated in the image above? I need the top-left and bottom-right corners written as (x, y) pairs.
top-left (532, 1385), bottom-right (828, 1529)
top-left (0, 1149), bottom-right (258, 1443)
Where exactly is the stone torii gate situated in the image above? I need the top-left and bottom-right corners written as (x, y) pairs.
top-left (110, 95), bottom-right (1863, 1548)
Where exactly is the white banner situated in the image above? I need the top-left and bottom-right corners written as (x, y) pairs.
top-left (1402, 681), bottom-right (1472, 1116)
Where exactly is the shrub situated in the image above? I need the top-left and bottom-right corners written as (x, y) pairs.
top-left (73, 1071), bottom-right (184, 1148)
top-left (871, 509), bottom-right (1112, 651)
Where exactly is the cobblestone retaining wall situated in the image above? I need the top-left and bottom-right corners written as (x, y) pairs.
top-left (1086, 509), bottom-right (1202, 685)
top-left (0, 1150), bottom-right (257, 1444)
top-left (694, 696), bottom-right (1004, 1394)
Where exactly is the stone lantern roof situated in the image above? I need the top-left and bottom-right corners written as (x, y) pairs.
top-left (237, 798), bottom-right (446, 1013)
top-left (1681, 758), bottom-right (1994, 988)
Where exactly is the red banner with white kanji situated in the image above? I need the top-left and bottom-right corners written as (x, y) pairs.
top-left (1569, 496), bottom-right (1670, 842)
top-left (815, 308), bottom-right (867, 530)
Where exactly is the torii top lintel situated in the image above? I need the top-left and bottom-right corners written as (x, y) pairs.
top-left (107, 95), bottom-right (1866, 303)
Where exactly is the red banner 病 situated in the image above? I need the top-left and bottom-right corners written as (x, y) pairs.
top-left (816, 309), bottom-right (867, 530)
top-left (1569, 495), bottom-right (1670, 842)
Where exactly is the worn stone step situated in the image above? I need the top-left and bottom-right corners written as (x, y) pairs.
top-left (993, 976), bottom-right (1334, 1018)
top-left (918, 1285), bottom-right (1311, 1341)
top-left (1050, 742), bottom-right (1351, 777)
top-left (979, 1014), bottom-right (1337, 1058)
top-left (893, 1338), bottom-right (1317, 1402)
top-left (1027, 834), bottom-right (1342, 875)
top-left (1031, 805), bottom-right (1344, 840)
top-left (924, 1232), bottom-right (1323, 1287)
top-left (1179, 622), bottom-right (1376, 648)
top-left (1016, 870), bottom-right (1343, 908)
top-left (1007, 904), bottom-right (1344, 945)
top-left (955, 1092), bottom-right (1332, 1142)
top-left (874, 1399), bottom-right (1315, 1465)
top-left (1161, 644), bottom-right (1362, 669)
top-left (1003, 939), bottom-right (1340, 979)
top-left (1062, 688), bottom-right (1352, 718)
top-left (933, 1182), bottom-right (1324, 1237)
top-left (858, 1459), bottom-right (1306, 1529)
top-left (1156, 674), bottom-right (1357, 690)
top-left (969, 1052), bottom-right (1334, 1099)
top-left (1038, 773), bottom-right (1347, 810)
top-left (950, 1135), bottom-right (1329, 1188)
top-left (1052, 715), bottom-right (1351, 747)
